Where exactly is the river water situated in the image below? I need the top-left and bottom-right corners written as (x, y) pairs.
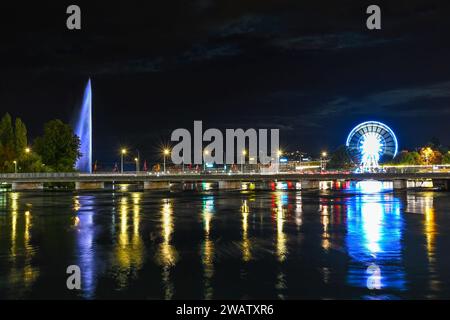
top-left (0, 181), bottom-right (449, 300)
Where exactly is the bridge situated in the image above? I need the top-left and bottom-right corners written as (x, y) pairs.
top-left (1, 172), bottom-right (449, 191)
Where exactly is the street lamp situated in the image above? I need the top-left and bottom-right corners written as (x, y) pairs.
top-left (241, 150), bottom-right (247, 173)
top-left (13, 160), bottom-right (17, 174)
top-left (321, 151), bottom-right (327, 172)
top-left (25, 147), bottom-right (31, 154)
top-left (121, 148), bottom-right (127, 173)
top-left (203, 150), bottom-right (209, 172)
top-left (134, 157), bottom-right (139, 173)
top-left (277, 150), bottom-right (282, 173)
top-left (163, 149), bottom-right (170, 174)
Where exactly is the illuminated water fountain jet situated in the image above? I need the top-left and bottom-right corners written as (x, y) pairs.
top-left (75, 79), bottom-right (92, 173)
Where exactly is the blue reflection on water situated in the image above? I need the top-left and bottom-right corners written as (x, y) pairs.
top-left (346, 181), bottom-right (406, 292)
top-left (74, 195), bottom-right (96, 298)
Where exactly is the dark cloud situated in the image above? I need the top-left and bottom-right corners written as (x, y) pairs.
top-left (317, 81), bottom-right (450, 118)
top-left (272, 32), bottom-right (406, 51)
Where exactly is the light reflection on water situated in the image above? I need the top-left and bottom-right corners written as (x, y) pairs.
top-left (345, 186), bottom-right (406, 295)
top-left (0, 183), bottom-right (448, 299)
top-left (202, 196), bottom-right (215, 299)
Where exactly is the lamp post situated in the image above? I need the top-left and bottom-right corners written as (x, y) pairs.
top-left (134, 157), bottom-right (139, 173)
top-left (277, 150), bottom-right (282, 173)
top-left (121, 149), bottom-right (127, 173)
top-left (321, 151), bottom-right (327, 172)
top-left (241, 150), bottom-right (247, 173)
top-left (163, 149), bottom-right (170, 174)
top-left (203, 150), bottom-right (209, 172)
top-left (13, 160), bottom-right (18, 174)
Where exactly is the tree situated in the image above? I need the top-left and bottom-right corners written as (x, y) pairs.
top-left (391, 151), bottom-right (421, 165)
top-left (34, 120), bottom-right (81, 172)
top-left (0, 113), bottom-right (14, 148)
top-left (19, 151), bottom-right (45, 173)
top-left (327, 145), bottom-right (354, 170)
top-left (14, 117), bottom-right (28, 156)
top-left (443, 152), bottom-right (450, 164)
top-left (0, 113), bottom-right (15, 171)
top-left (419, 147), bottom-right (442, 165)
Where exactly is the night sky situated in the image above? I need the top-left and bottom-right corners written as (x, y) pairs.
top-left (1, 1), bottom-right (450, 165)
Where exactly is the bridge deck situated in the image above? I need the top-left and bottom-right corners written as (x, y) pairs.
top-left (1, 172), bottom-right (449, 183)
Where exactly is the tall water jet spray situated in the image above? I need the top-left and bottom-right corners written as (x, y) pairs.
top-left (75, 79), bottom-right (92, 173)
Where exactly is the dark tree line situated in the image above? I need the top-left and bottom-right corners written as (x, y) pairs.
top-left (0, 113), bottom-right (81, 173)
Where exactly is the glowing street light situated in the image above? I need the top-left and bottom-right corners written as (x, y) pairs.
top-left (134, 157), bottom-right (140, 173)
top-left (13, 160), bottom-right (18, 174)
top-left (241, 150), bottom-right (247, 173)
top-left (277, 150), bottom-right (282, 173)
top-left (163, 149), bottom-right (170, 174)
top-left (321, 151), bottom-right (328, 172)
top-left (203, 149), bottom-right (209, 171)
top-left (25, 147), bottom-right (31, 154)
top-left (121, 148), bottom-right (127, 173)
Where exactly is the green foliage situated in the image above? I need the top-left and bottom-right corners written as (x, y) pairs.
top-left (19, 151), bottom-right (45, 173)
top-left (442, 152), bottom-right (450, 164)
top-left (391, 151), bottom-right (421, 165)
top-left (0, 115), bottom-right (80, 173)
top-left (0, 113), bottom-right (15, 171)
top-left (34, 120), bottom-right (81, 172)
top-left (0, 113), bottom-right (14, 147)
top-left (0, 113), bottom-right (40, 172)
top-left (327, 145), bottom-right (354, 170)
top-left (14, 118), bottom-right (28, 156)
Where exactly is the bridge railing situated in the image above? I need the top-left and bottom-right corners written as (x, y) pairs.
top-left (0, 172), bottom-right (80, 179)
top-left (1, 170), bottom-right (450, 180)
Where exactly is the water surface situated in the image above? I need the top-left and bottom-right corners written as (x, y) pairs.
top-left (0, 182), bottom-right (449, 299)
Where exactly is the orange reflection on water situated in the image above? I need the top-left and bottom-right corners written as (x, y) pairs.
top-left (157, 199), bottom-right (177, 300)
top-left (321, 204), bottom-right (330, 251)
top-left (421, 193), bottom-right (439, 293)
top-left (273, 192), bottom-right (287, 262)
top-left (114, 194), bottom-right (144, 289)
top-left (202, 198), bottom-right (215, 299)
top-left (7, 193), bottom-right (39, 297)
top-left (241, 200), bottom-right (252, 262)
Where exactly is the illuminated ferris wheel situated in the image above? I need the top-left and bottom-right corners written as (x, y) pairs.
top-left (346, 121), bottom-right (398, 170)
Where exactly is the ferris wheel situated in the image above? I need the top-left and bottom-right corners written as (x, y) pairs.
top-left (346, 121), bottom-right (398, 169)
